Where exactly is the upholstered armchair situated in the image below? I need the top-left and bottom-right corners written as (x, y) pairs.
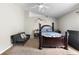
top-left (11, 32), bottom-right (30, 45)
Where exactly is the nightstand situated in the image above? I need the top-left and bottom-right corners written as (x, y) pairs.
top-left (33, 29), bottom-right (39, 38)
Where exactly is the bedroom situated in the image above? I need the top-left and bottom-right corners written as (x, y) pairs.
top-left (0, 3), bottom-right (79, 55)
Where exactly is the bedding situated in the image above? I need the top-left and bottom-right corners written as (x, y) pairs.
top-left (41, 25), bottom-right (62, 37)
top-left (41, 32), bottom-right (62, 37)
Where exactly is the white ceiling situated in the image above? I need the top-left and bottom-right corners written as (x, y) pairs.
top-left (24, 3), bottom-right (79, 18)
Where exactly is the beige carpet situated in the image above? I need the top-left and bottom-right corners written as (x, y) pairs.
top-left (3, 38), bottom-right (79, 55)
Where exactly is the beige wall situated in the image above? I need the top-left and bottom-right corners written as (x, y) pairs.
top-left (58, 9), bottom-right (79, 35)
top-left (0, 4), bottom-right (25, 54)
top-left (24, 12), bottom-right (58, 36)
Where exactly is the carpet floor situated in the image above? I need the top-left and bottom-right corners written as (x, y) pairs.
top-left (2, 38), bottom-right (79, 55)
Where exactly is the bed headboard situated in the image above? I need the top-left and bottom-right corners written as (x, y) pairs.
top-left (39, 23), bottom-right (54, 37)
top-left (39, 23), bottom-right (54, 32)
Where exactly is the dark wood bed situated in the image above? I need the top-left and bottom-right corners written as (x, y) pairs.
top-left (39, 23), bottom-right (68, 50)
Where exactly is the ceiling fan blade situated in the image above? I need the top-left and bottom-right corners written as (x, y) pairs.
top-left (76, 11), bottom-right (79, 13)
top-left (31, 5), bottom-right (38, 8)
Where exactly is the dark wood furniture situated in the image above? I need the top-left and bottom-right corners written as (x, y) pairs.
top-left (39, 23), bottom-right (68, 50)
top-left (68, 30), bottom-right (79, 50)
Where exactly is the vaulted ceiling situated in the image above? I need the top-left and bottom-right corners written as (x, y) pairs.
top-left (23, 3), bottom-right (79, 19)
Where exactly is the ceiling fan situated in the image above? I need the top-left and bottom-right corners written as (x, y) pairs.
top-left (31, 3), bottom-right (48, 12)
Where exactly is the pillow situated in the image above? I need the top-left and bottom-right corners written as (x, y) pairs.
top-left (20, 34), bottom-right (26, 39)
top-left (46, 28), bottom-right (52, 32)
top-left (41, 27), bottom-right (52, 32)
top-left (22, 34), bottom-right (27, 38)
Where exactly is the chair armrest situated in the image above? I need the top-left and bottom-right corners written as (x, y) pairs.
top-left (25, 34), bottom-right (30, 39)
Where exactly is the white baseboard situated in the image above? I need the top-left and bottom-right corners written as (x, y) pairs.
top-left (0, 44), bottom-right (13, 54)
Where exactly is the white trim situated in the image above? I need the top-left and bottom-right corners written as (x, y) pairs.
top-left (0, 44), bottom-right (13, 54)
